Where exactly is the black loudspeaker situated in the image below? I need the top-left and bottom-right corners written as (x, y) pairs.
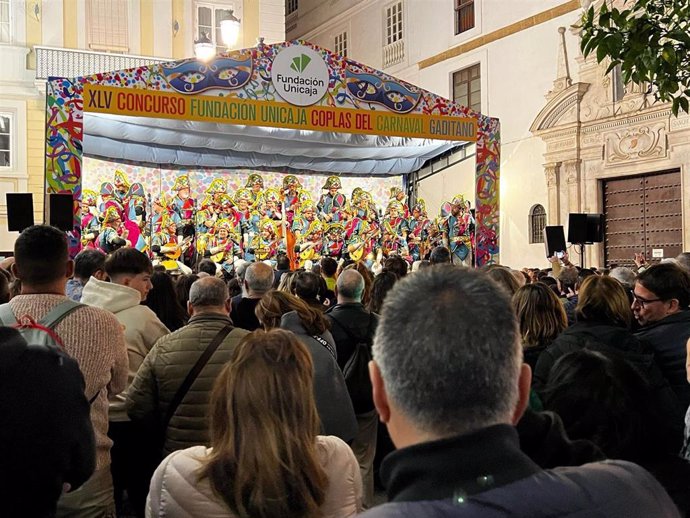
top-left (48, 193), bottom-right (74, 232)
top-left (544, 225), bottom-right (567, 258)
top-left (586, 213), bottom-right (605, 243)
top-left (568, 213), bottom-right (588, 244)
top-left (6, 193), bottom-right (34, 232)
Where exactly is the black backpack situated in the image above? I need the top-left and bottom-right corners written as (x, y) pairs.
top-left (330, 314), bottom-right (375, 414)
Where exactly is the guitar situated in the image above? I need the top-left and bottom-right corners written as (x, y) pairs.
top-left (348, 227), bottom-right (381, 262)
top-left (160, 235), bottom-right (193, 260)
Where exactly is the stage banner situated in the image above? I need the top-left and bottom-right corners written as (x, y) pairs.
top-left (83, 84), bottom-right (477, 142)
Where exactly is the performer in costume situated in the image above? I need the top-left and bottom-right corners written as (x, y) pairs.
top-left (81, 189), bottom-right (101, 248)
top-left (297, 220), bottom-right (324, 268)
top-left (260, 188), bottom-right (283, 221)
top-left (152, 213), bottom-right (193, 274)
top-left (245, 173), bottom-right (265, 208)
top-left (98, 206), bottom-right (130, 253)
top-left (389, 186), bottom-right (410, 218)
top-left (208, 218), bottom-right (243, 266)
top-left (347, 219), bottom-right (380, 266)
top-left (280, 175), bottom-right (304, 269)
top-left (407, 199), bottom-right (430, 262)
top-left (317, 176), bottom-right (347, 223)
top-left (98, 182), bottom-right (123, 216)
top-left (152, 193), bottom-right (179, 236)
top-left (113, 169), bottom-right (131, 205)
top-left (123, 182), bottom-right (147, 251)
top-left (443, 194), bottom-right (475, 266)
top-left (291, 200), bottom-right (320, 245)
top-left (248, 218), bottom-right (284, 263)
top-left (234, 188), bottom-right (260, 236)
top-left (382, 200), bottom-right (408, 246)
top-left (281, 175), bottom-right (303, 226)
top-left (170, 175), bottom-right (195, 229)
top-left (324, 222), bottom-right (346, 259)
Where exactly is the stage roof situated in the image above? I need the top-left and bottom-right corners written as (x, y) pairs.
top-left (79, 40), bottom-right (481, 177)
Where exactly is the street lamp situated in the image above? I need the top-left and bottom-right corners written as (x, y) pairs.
top-left (220, 9), bottom-right (241, 48)
top-left (194, 32), bottom-right (216, 62)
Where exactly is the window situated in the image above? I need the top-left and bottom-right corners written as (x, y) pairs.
top-left (334, 31), bottom-right (348, 57)
top-left (455, 0), bottom-right (474, 34)
top-left (385, 1), bottom-right (403, 45)
top-left (286, 0), bottom-right (298, 16)
top-left (529, 204), bottom-right (547, 244)
top-left (0, 0), bottom-right (10, 43)
top-left (0, 114), bottom-right (11, 168)
top-left (453, 64), bottom-right (481, 112)
top-left (196, 2), bottom-right (235, 53)
top-left (87, 0), bottom-right (129, 52)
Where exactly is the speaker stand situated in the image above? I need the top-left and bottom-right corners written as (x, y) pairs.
top-left (578, 243), bottom-right (585, 269)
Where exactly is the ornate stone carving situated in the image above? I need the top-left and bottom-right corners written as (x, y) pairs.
top-left (562, 159), bottom-right (581, 184)
top-left (605, 123), bottom-right (667, 164)
top-left (544, 163), bottom-right (560, 187)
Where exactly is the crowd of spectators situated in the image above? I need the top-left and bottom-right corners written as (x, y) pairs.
top-left (2, 228), bottom-right (690, 518)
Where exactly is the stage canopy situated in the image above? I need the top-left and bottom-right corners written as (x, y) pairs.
top-left (45, 39), bottom-right (501, 264)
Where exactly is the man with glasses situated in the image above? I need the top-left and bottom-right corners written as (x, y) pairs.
top-left (634, 263), bottom-right (690, 410)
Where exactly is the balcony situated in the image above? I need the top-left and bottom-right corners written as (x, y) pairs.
top-left (383, 38), bottom-right (404, 69)
top-left (35, 46), bottom-right (172, 81)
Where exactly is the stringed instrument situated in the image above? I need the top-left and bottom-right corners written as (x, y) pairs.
top-left (348, 227), bottom-right (381, 262)
top-left (160, 235), bottom-right (193, 260)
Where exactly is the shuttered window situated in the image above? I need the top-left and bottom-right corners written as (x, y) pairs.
top-left (87, 0), bottom-right (129, 53)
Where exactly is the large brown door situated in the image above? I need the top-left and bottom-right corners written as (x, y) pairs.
top-left (603, 170), bottom-right (683, 268)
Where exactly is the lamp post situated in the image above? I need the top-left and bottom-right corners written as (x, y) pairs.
top-left (220, 9), bottom-right (241, 48)
top-left (194, 32), bottom-right (215, 62)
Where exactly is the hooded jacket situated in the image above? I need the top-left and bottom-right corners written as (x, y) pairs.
top-left (280, 311), bottom-right (358, 443)
top-left (81, 276), bottom-right (170, 421)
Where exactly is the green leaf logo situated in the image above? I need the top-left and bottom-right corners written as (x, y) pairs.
top-left (290, 54), bottom-right (312, 74)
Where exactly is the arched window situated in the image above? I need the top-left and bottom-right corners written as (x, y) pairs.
top-left (529, 204), bottom-right (547, 244)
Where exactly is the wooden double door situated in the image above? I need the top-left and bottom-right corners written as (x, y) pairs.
top-left (603, 170), bottom-right (683, 268)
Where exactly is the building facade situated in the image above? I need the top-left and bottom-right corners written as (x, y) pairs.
top-left (289, 0), bottom-right (687, 268)
top-left (0, 0), bottom-right (283, 251)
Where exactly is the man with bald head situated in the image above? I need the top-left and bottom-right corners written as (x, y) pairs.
top-left (127, 276), bottom-right (250, 455)
top-left (231, 261), bottom-right (275, 330)
top-left (326, 268), bottom-right (380, 506)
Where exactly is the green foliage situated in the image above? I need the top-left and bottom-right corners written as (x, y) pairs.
top-left (580, 0), bottom-right (690, 116)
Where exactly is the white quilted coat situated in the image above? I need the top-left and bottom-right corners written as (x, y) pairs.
top-left (146, 435), bottom-right (363, 518)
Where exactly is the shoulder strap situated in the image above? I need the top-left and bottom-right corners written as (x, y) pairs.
top-left (162, 324), bottom-right (233, 431)
top-left (39, 300), bottom-right (85, 329)
top-left (312, 334), bottom-right (337, 360)
top-left (0, 303), bottom-right (17, 327)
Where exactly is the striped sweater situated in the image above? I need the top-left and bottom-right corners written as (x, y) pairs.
top-left (9, 294), bottom-right (128, 470)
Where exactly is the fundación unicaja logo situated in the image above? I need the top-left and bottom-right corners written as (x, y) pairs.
top-left (272, 45), bottom-right (329, 106)
top-left (290, 54), bottom-right (312, 74)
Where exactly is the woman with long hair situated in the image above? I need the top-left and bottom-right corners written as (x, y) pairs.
top-left (144, 271), bottom-right (187, 331)
top-left (147, 329), bottom-right (362, 518)
top-left (512, 283), bottom-right (567, 370)
top-left (256, 291), bottom-right (357, 443)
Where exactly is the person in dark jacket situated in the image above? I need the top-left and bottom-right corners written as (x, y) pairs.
top-left (231, 262), bottom-right (273, 331)
top-left (633, 263), bottom-right (690, 410)
top-left (359, 266), bottom-right (679, 518)
top-left (543, 349), bottom-right (690, 515)
top-left (255, 290), bottom-right (357, 443)
top-left (325, 269), bottom-right (380, 506)
top-left (533, 275), bottom-right (683, 449)
top-left (0, 327), bottom-right (96, 518)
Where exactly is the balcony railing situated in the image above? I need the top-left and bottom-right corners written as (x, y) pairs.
top-left (383, 38), bottom-right (404, 68)
top-left (35, 46), bottom-right (172, 80)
